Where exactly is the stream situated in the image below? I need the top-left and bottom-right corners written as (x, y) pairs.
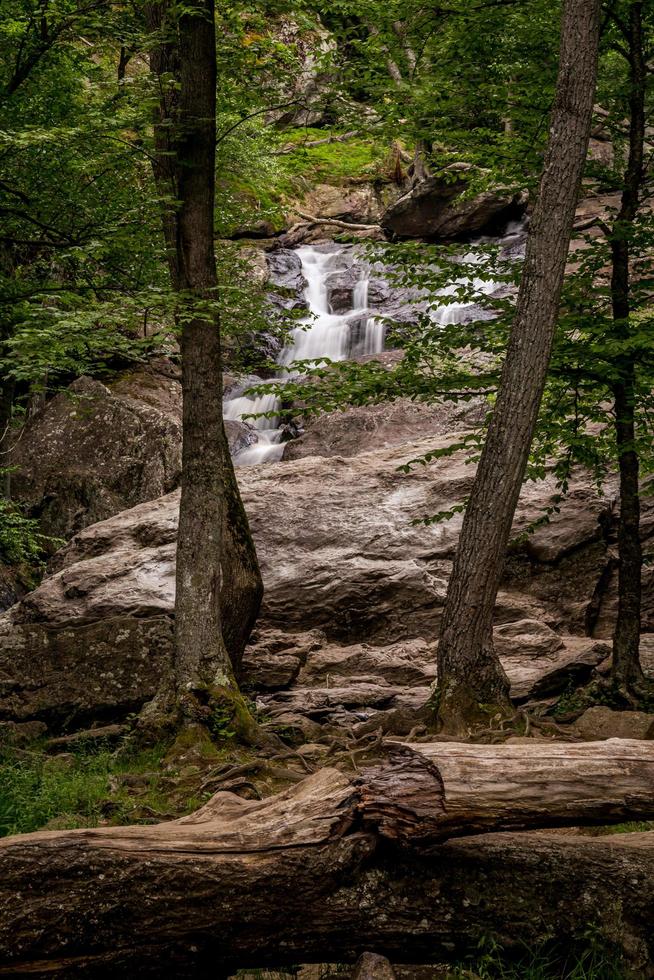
top-left (224, 224), bottom-right (526, 465)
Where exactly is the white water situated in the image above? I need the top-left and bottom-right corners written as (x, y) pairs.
top-left (225, 244), bottom-right (384, 465)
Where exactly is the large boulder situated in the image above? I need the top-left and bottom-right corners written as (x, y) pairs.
top-left (574, 706), bottom-right (654, 741)
top-left (382, 166), bottom-right (527, 240)
top-left (10, 362), bottom-right (182, 541)
top-left (266, 248), bottom-right (308, 311)
top-left (0, 436), bottom-right (621, 731)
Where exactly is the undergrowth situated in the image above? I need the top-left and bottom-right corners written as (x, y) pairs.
top-left (234, 936), bottom-right (630, 980)
top-left (0, 742), bottom-right (191, 836)
top-left (458, 933), bottom-right (627, 979)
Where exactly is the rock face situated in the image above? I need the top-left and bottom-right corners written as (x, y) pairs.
top-left (284, 398), bottom-right (487, 460)
top-left (266, 248), bottom-right (308, 310)
top-left (264, 17), bottom-right (336, 128)
top-left (10, 362), bottom-right (182, 540)
top-left (382, 167), bottom-right (527, 240)
top-left (293, 181), bottom-right (401, 227)
top-left (0, 432), bottom-right (633, 731)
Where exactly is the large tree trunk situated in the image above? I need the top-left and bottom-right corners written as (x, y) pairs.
top-left (1, 740), bottom-right (654, 977)
top-left (146, 1), bottom-right (263, 680)
top-left (435, 0), bottom-right (601, 732)
top-left (149, 0), bottom-right (256, 736)
top-left (610, 2), bottom-right (647, 696)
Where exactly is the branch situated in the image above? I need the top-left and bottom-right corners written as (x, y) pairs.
top-left (273, 130), bottom-right (360, 156)
top-left (292, 209), bottom-right (379, 231)
top-left (215, 100), bottom-right (304, 145)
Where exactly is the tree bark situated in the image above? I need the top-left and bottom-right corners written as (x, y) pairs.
top-left (1, 740), bottom-right (654, 977)
top-left (609, 2), bottom-right (647, 696)
top-left (141, 0), bottom-right (258, 737)
top-left (145, 1), bottom-right (263, 681)
top-left (435, 0), bottom-right (601, 732)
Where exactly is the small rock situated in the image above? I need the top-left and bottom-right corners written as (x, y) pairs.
top-left (574, 706), bottom-right (654, 741)
top-left (295, 742), bottom-right (329, 758)
top-left (353, 953), bottom-right (397, 980)
top-left (0, 720), bottom-right (47, 746)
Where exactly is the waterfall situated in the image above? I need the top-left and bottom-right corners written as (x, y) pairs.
top-left (222, 223), bottom-right (524, 465)
top-left (225, 243), bottom-right (382, 465)
top-left (279, 247), bottom-right (353, 367)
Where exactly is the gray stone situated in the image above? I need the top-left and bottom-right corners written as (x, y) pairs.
top-left (0, 436), bottom-right (618, 729)
top-left (10, 364), bottom-right (182, 541)
top-left (352, 953), bottom-right (397, 980)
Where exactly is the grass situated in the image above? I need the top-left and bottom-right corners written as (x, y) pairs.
top-left (456, 934), bottom-right (628, 979)
top-left (216, 126), bottom-right (395, 237)
top-left (0, 741), bottom-right (194, 836)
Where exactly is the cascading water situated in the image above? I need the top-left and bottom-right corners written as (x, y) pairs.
top-left (428, 220), bottom-right (525, 326)
top-left (224, 243), bottom-right (384, 465)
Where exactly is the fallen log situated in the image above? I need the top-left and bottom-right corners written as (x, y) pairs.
top-left (1, 740), bottom-right (654, 977)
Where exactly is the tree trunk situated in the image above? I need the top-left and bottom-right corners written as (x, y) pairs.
top-left (1, 740), bottom-right (654, 977)
top-left (145, 0), bottom-right (257, 737)
top-left (435, 0), bottom-right (601, 733)
top-left (146, 1), bottom-right (263, 680)
top-left (0, 374), bottom-right (14, 499)
top-left (610, 2), bottom-right (647, 696)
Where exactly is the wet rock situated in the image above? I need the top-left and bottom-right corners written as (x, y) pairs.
top-left (225, 419), bottom-right (257, 456)
top-left (574, 706), bottom-right (654, 741)
top-left (267, 248), bottom-right (308, 311)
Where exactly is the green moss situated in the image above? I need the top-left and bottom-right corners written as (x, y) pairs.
top-left (280, 127), bottom-right (388, 186)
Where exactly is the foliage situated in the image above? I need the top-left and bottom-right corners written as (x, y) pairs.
top-left (0, 491), bottom-right (58, 566)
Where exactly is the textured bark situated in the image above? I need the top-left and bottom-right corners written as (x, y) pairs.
top-left (1, 741), bottom-right (654, 977)
top-left (436, 0), bottom-right (601, 732)
top-left (146, 1), bottom-right (262, 678)
top-left (610, 3), bottom-right (647, 695)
